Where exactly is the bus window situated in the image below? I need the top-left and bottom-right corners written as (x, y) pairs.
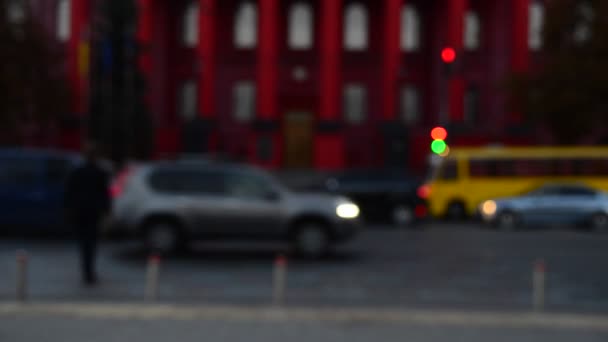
top-left (440, 160), bottom-right (458, 180)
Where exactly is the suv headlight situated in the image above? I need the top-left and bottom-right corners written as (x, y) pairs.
top-left (336, 203), bottom-right (360, 219)
top-left (481, 200), bottom-right (497, 217)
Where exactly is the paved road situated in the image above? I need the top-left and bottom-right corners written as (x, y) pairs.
top-left (1, 223), bottom-right (608, 313)
top-left (2, 303), bottom-right (608, 342)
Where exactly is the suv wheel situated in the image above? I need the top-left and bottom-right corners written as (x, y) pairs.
top-left (393, 205), bottom-right (414, 227)
top-left (496, 211), bottom-right (519, 231)
top-left (293, 224), bottom-right (330, 259)
top-left (446, 202), bottom-right (467, 220)
top-left (591, 213), bottom-right (608, 232)
top-left (144, 221), bottom-right (180, 254)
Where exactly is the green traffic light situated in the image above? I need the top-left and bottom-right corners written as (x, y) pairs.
top-left (431, 140), bottom-right (447, 154)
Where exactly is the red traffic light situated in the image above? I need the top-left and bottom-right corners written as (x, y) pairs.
top-left (431, 126), bottom-right (448, 141)
top-left (441, 47), bottom-right (456, 64)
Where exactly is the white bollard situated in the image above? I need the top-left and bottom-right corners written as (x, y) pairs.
top-left (273, 254), bottom-right (288, 306)
top-left (16, 250), bottom-right (28, 303)
top-left (144, 254), bottom-right (161, 302)
top-left (533, 259), bottom-right (546, 312)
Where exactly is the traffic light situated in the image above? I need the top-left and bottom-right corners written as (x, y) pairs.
top-left (441, 47), bottom-right (456, 64)
top-left (430, 126), bottom-right (449, 155)
top-left (441, 47), bottom-right (457, 76)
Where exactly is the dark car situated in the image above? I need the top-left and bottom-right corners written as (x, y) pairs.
top-left (319, 169), bottom-right (428, 227)
top-left (0, 148), bottom-right (83, 235)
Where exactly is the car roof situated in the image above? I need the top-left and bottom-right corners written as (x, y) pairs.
top-left (0, 148), bottom-right (82, 162)
top-left (148, 159), bottom-right (267, 176)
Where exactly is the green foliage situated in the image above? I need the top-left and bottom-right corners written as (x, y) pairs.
top-left (509, 0), bottom-right (608, 144)
top-left (0, 0), bottom-right (70, 144)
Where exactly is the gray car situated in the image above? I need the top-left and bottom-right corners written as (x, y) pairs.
top-left (479, 183), bottom-right (608, 230)
top-left (109, 160), bottom-right (362, 257)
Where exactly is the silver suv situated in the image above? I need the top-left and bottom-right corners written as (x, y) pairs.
top-left (109, 160), bottom-right (362, 257)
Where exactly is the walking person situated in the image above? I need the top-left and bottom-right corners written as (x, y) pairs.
top-left (64, 142), bottom-right (112, 286)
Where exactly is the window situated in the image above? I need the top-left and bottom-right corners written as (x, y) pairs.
top-left (234, 2), bottom-right (258, 49)
top-left (573, 2), bottom-right (594, 44)
top-left (233, 81), bottom-right (256, 122)
top-left (56, 0), bottom-right (71, 42)
top-left (7, 0), bottom-right (26, 24)
top-left (46, 158), bottom-right (72, 184)
top-left (529, 1), bottom-right (544, 51)
top-left (400, 86), bottom-right (421, 125)
top-left (401, 4), bottom-right (420, 52)
top-left (0, 159), bottom-right (40, 186)
top-left (464, 10), bottom-right (481, 50)
top-left (440, 160), bottom-right (458, 180)
top-left (344, 3), bottom-right (368, 51)
top-left (224, 172), bottom-right (275, 200)
top-left (179, 82), bottom-right (198, 121)
top-left (343, 84), bottom-right (367, 124)
top-left (558, 186), bottom-right (596, 197)
top-left (288, 2), bottom-right (313, 50)
top-left (464, 86), bottom-right (479, 124)
top-left (182, 2), bottom-right (199, 47)
top-left (149, 168), bottom-right (224, 195)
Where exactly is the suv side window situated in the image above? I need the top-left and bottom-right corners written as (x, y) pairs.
top-left (149, 168), bottom-right (224, 195)
top-left (224, 171), bottom-right (276, 200)
top-left (559, 186), bottom-right (596, 197)
top-left (46, 158), bottom-right (73, 184)
top-left (0, 158), bottom-right (40, 187)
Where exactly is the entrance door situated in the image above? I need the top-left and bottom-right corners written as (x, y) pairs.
top-left (284, 112), bottom-right (313, 169)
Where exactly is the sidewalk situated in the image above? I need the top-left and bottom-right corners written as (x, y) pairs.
top-left (2, 302), bottom-right (608, 342)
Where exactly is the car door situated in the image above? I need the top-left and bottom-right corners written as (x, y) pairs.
top-left (220, 169), bottom-right (285, 237)
top-left (556, 186), bottom-right (598, 223)
top-left (171, 168), bottom-right (229, 236)
top-left (521, 186), bottom-right (563, 224)
top-left (0, 156), bottom-right (46, 229)
top-left (36, 157), bottom-right (76, 233)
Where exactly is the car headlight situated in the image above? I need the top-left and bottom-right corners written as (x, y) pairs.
top-left (336, 203), bottom-right (360, 219)
top-left (481, 200), bottom-right (497, 217)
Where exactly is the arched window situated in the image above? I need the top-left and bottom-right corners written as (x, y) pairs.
top-left (234, 2), bottom-right (258, 49)
top-left (233, 81), bottom-right (256, 122)
top-left (7, 0), bottom-right (26, 24)
top-left (56, 0), bottom-right (71, 42)
top-left (464, 10), bottom-right (481, 50)
top-left (288, 2), bottom-right (313, 50)
top-left (344, 3), bottom-right (368, 51)
top-left (182, 2), bottom-right (199, 47)
top-left (529, 1), bottom-right (544, 51)
top-left (179, 81), bottom-right (198, 121)
top-left (401, 4), bottom-right (420, 52)
top-left (343, 84), bottom-right (367, 124)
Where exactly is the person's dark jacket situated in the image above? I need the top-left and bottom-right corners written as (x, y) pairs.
top-left (64, 161), bottom-right (112, 225)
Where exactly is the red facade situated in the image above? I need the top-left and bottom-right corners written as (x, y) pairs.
top-left (54, 0), bottom-right (545, 173)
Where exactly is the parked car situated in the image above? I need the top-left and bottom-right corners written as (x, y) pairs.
top-left (0, 148), bottom-right (83, 235)
top-left (109, 160), bottom-right (362, 257)
top-left (317, 169), bottom-right (428, 227)
top-left (479, 183), bottom-right (608, 231)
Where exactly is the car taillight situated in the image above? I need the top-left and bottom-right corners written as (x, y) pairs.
top-left (417, 185), bottom-right (431, 199)
top-left (415, 204), bottom-right (428, 218)
top-left (110, 167), bottom-right (135, 199)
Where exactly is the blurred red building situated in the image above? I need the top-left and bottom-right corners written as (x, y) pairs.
top-left (38, 0), bottom-right (548, 172)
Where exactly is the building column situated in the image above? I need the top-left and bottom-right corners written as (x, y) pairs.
top-left (67, 0), bottom-right (89, 117)
top-left (185, 0), bottom-right (217, 154)
top-left (60, 0), bottom-right (89, 150)
top-left (510, 0), bottom-right (530, 124)
top-left (198, 0), bottom-right (216, 119)
top-left (446, 0), bottom-right (468, 123)
top-left (315, 0), bottom-right (344, 170)
top-left (251, 0), bottom-right (281, 168)
top-left (382, 0), bottom-right (402, 121)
